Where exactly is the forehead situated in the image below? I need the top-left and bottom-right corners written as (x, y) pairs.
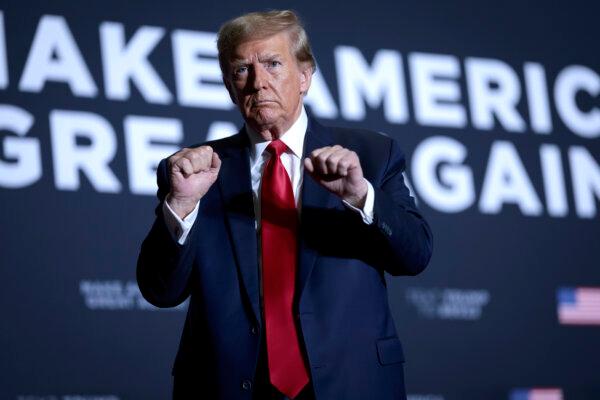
top-left (230, 31), bottom-right (293, 61)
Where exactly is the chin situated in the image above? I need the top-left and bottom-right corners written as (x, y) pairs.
top-left (249, 109), bottom-right (279, 127)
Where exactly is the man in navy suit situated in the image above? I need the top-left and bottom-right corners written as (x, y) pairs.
top-left (137, 9), bottom-right (432, 400)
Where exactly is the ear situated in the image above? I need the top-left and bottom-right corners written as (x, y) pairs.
top-left (299, 64), bottom-right (313, 95)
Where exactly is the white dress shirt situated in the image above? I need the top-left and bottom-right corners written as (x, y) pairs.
top-left (163, 107), bottom-right (375, 245)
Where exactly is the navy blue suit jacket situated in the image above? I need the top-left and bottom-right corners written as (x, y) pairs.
top-left (137, 117), bottom-right (433, 399)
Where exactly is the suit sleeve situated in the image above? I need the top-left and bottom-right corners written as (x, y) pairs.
top-left (136, 158), bottom-right (196, 308)
top-left (368, 138), bottom-right (433, 276)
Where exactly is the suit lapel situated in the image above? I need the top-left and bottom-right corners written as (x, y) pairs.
top-left (217, 131), bottom-right (261, 324)
top-left (297, 118), bottom-right (337, 299)
top-left (217, 118), bottom-right (337, 318)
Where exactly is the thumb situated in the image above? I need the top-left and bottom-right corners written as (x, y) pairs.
top-left (211, 152), bottom-right (222, 170)
top-left (303, 157), bottom-right (314, 174)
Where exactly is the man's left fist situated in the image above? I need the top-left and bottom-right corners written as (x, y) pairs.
top-left (304, 145), bottom-right (368, 208)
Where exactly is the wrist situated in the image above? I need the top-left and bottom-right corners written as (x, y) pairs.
top-left (343, 180), bottom-right (368, 208)
top-left (166, 194), bottom-right (199, 219)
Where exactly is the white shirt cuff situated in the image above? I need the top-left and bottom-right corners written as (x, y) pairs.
top-left (342, 179), bottom-right (375, 225)
top-left (162, 197), bottom-right (200, 245)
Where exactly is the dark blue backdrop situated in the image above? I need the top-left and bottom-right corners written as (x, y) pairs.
top-left (1, 0), bottom-right (599, 399)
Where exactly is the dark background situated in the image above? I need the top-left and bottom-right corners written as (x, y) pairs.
top-left (1, 0), bottom-right (599, 399)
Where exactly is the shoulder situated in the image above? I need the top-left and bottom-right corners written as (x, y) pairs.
top-left (311, 119), bottom-right (405, 162)
top-left (328, 125), bottom-right (393, 149)
top-left (187, 130), bottom-right (248, 153)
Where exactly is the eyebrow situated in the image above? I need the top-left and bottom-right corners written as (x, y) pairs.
top-left (230, 53), bottom-right (282, 65)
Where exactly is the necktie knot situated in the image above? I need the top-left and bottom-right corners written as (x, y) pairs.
top-left (266, 139), bottom-right (287, 157)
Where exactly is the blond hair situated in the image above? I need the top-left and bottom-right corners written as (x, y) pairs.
top-left (217, 10), bottom-right (316, 76)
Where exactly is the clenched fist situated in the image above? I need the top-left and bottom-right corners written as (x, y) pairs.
top-left (304, 145), bottom-right (368, 208)
top-left (167, 146), bottom-right (221, 218)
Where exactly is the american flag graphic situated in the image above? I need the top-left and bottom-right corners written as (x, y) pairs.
top-left (557, 287), bottom-right (600, 326)
top-left (510, 388), bottom-right (563, 400)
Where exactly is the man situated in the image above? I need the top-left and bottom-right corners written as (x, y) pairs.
top-left (137, 10), bottom-right (432, 400)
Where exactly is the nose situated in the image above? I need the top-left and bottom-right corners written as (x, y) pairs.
top-left (250, 64), bottom-right (268, 91)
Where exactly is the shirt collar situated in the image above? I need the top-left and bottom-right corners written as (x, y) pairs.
top-left (246, 106), bottom-right (308, 162)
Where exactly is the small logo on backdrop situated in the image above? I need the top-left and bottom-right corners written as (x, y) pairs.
top-left (557, 286), bottom-right (600, 326)
top-left (79, 280), bottom-right (186, 311)
top-left (509, 388), bottom-right (563, 400)
top-left (407, 395), bottom-right (445, 400)
top-left (405, 287), bottom-right (490, 320)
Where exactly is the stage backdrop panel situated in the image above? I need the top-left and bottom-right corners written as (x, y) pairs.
top-left (1, 0), bottom-right (599, 399)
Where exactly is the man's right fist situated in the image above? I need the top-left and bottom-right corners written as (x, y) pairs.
top-left (167, 145), bottom-right (221, 219)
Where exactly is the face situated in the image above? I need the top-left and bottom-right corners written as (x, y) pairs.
top-left (224, 31), bottom-right (312, 138)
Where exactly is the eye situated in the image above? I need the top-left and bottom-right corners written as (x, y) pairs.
top-left (267, 60), bottom-right (281, 68)
top-left (233, 65), bottom-right (248, 77)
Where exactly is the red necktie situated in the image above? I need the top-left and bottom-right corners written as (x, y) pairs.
top-left (261, 139), bottom-right (309, 399)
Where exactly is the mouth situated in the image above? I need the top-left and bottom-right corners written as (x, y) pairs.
top-left (251, 99), bottom-right (276, 107)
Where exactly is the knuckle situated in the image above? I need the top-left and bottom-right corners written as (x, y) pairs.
top-left (180, 156), bottom-right (192, 165)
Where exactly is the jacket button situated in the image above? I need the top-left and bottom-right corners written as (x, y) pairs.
top-left (251, 326), bottom-right (257, 335)
top-left (241, 380), bottom-right (252, 390)
top-left (380, 222), bottom-right (392, 236)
